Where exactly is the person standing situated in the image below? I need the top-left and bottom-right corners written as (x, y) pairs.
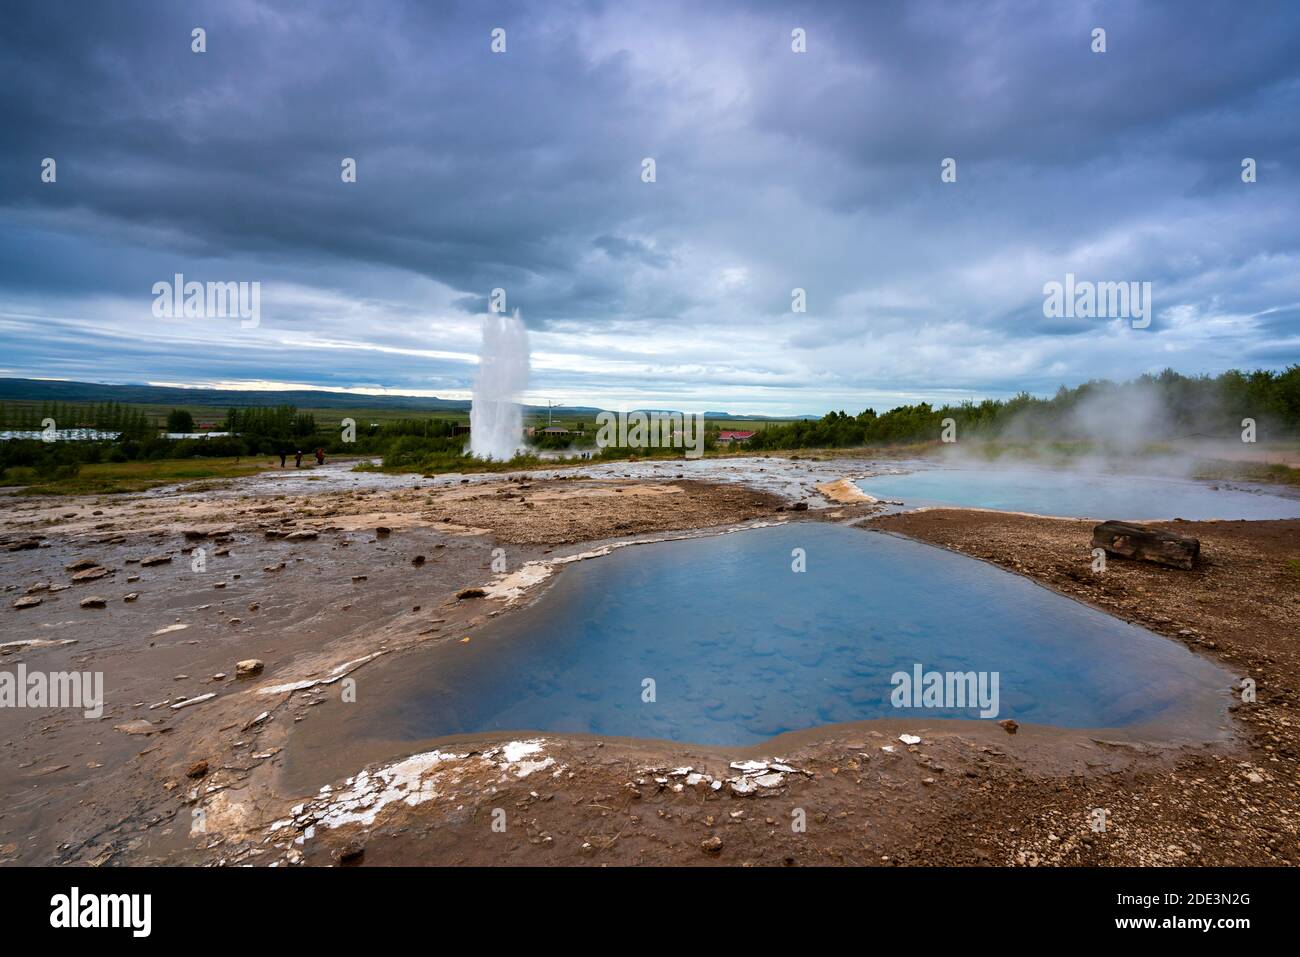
top-left (295, 450), bottom-right (303, 468)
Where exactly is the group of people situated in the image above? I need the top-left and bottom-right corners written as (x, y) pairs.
top-left (277, 447), bottom-right (326, 468)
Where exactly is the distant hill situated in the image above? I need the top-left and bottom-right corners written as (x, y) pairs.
top-left (703, 410), bottom-right (821, 421)
top-left (0, 378), bottom-right (602, 416)
top-left (0, 378), bottom-right (818, 420)
top-left (0, 378), bottom-right (465, 410)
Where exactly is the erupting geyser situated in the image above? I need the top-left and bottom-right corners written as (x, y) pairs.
top-left (470, 309), bottom-right (530, 460)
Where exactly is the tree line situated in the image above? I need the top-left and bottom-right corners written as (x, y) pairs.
top-left (0, 401), bottom-right (154, 436)
top-left (744, 367), bottom-right (1300, 451)
top-left (3, 367), bottom-right (1298, 484)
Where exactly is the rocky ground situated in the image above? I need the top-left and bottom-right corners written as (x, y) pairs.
top-left (0, 462), bottom-right (1295, 867)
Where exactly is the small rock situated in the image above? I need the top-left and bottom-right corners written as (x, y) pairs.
top-left (700, 835), bottom-right (723, 854)
top-left (333, 843), bottom-right (366, 865)
top-left (235, 659), bottom-right (265, 679)
top-left (114, 720), bottom-right (156, 736)
top-left (998, 719), bottom-right (1019, 735)
top-left (170, 693), bottom-right (216, 710)
top-left (79, 595), bottom-right (108, 609)
top-left (186, 760), bottom-right (209, 779)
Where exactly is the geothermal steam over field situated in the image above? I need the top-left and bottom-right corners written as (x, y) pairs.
top-left (470, 309), bottom-right (530, 460)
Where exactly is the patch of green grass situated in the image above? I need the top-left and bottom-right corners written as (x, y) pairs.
top-left (1285, 559), bottom-right (1300, 581)
top-left (11, 457), bottom-right (272, 495)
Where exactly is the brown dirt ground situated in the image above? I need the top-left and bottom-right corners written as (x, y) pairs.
top-left (418, 476), bottom-right (783, 544)
top-left (0, 475), bottom-right (782, 547)
top-left (0, 475), bottom-right (782, 865)
top-left (3, 479), bottom-right (1297, 868)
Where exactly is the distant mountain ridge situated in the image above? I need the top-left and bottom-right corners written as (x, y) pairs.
top-left (0, 378), bottom-right (587, 415)
top-left (701, 410), bottom-right (820, 421)
top-left (0, 378), bottom-right (818, 420)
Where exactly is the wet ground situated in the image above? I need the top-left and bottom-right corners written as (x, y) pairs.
top-left (186, 454), bottom-right (895, 508)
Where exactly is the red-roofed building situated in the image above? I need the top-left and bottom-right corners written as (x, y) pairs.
top-left (716, 430), bottom-right (756, 444)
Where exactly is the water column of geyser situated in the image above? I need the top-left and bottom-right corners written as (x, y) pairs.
top-left (470, 309), bottom-right (531, 460)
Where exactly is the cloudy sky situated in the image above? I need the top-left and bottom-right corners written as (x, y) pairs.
top-left (2, 0), bottom-right (1298, 414)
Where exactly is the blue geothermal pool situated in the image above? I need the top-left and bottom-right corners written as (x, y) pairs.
top-left (855, 464), bottom-right (1300, 520)
top-left (381, 523), bottom-right (1232, 746)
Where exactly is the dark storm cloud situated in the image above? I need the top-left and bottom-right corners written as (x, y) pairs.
top-left (0, 0), bottom-right (1297, 412)
top-left (2, 1), bottom-right (642, 302)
